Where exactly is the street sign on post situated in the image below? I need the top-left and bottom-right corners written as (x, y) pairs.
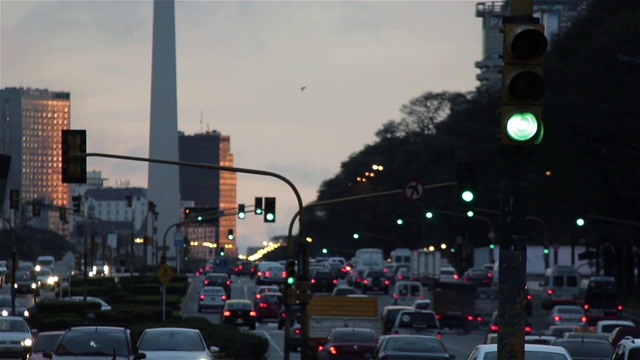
top-left (157, 263), bottom-right (174, 285)
top-left (403, 180), bottom-right (425, 201)
top-left (174, 231), bottom-right (184, 247)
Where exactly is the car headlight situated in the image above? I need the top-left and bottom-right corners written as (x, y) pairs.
top-left (30, 283), bottom-right (37, 289)
top-left (23, 310), bottom-right (30, 318)
top-left (1, 310), bottom-right (8, 316)
top-left (21, 338), bottom-right (32, 347)
top-left (47, 277), bottom-right (55, 285)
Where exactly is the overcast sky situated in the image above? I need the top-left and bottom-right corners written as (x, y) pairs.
top-left (1, 0), bottom-right (481, 255)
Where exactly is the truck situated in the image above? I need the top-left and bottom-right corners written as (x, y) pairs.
top-left (389, 248), bottom-right (412, 265)
top-left (353, 248), bottom-right (385, 273)
top-left (431, 281), bottom-right (478, 333)
top-left (307, 295), bottom-right (380, 350)
top-left (409, 249), bottom-right (441, 286)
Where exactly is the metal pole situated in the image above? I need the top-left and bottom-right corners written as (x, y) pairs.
top-left (83, 221), bottom-right (88, 302)
top-left (9, 216), bottom-right (16, 315)
top-left (130, 204), bottom-right (134, 275)
top-left (162, 284), bottom-right (166, 322)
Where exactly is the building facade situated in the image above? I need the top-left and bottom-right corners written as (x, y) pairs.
top-left (0, 87), bottom-right (71, 236)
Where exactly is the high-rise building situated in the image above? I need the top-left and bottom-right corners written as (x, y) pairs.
top-left (475, 0), bottom-right (591, 89)
top-left (0, 87), bottom-right (71, 235)
top-left (178, 131), bottom-right (237, 258)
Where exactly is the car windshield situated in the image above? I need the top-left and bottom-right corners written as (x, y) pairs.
top-left (557, 308), bottom-right (583, 315)
top-left (482, 351), bottom-right (568, 360)
top-left (33, 333), bottom-right (63, 352)
top-left (313, 272), bottom-right (334, 279)
top-left (397, 312), bottom-right (438, 328)
top-left (37, 268), bottom-right (53, 276)
top-left (207, 276), bottom-right (226, 282)
top-left (262, 295), bottom-right (281, 303)
top-left (334, 288), bottom-right (356, 295)
top-left (138, 330), bottom-right (205, 351)
top-left (56, 331), bottom-right (129, 356)
top-left (384, 337), bottom-right (444, 353)
top-left (332, 330), bottom-right (375, 343)
top-left (202, 287), bottom-right (225, 295)
top-left (367, 271), bottom-right (385, 278)
top-left (0, 319), bottom-right (29, 332)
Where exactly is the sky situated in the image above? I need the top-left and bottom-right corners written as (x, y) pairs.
top-left (1, 0), bottom-right (481, 255)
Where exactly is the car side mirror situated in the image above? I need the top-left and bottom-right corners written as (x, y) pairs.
top-left (210, 346), bottom-right (220, 353)
top-left (42, 352), bottom-right (53, 359)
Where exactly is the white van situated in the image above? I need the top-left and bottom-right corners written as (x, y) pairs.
top-left (540, 265), bottom-right (581, 310)
top-left (393, 281), bottom-right (427, 306)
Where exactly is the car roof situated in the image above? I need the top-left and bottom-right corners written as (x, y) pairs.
top-left (68, 326), bottom-right (127, 332)
top-left (475, 343), bottom-right (571, 354)
top-left (226, 299), bottom-right (252, 304)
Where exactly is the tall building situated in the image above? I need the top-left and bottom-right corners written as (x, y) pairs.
top-left (0, 87), bottom-right (70, 235)
top-left (475, 0), bottom-right (591, 89)
top-left (148, 0), bottom-right (181, 265)
top-left (178, 131), bottom-right (237, 259)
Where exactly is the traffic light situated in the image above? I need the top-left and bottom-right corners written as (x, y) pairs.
top-left (322, 248), bottom-right (328, 254)
top-left (61, 129), bottom-right (87, 183)
top-left (254, 197), bottom-right (263, 215)
top-left (32, 201), bottom-right (41, 217)
top-left (126, 195), bottom-right (132, 208)
top-left (500, 18), bottom-right (548, 145)
top-left (219, 249), bottom-right (225, 257)
top-left (457, 162), bottom-right (478, 214)
top-left (576, 217), bottom-right (585, 227)
top-left (9, 190), bottom-right (19, 210)
top-left (237, 204), bottom-right (246, 219)
top-left (263, 197), bottom-right (276, 223)
top-left (396, 218), bottom-right (404, 225)
top-left (286, 259), bottom-right (296, 286)
top-left (489, 243), bottom-right (495, 250)
top-left (72, 195), bottom-right (82, 214)
top-left (227, 229), bottom-right (234, 240)
top-left (184, 207), bottom-right (219, 224)
top-left (74, 254), bottom-right (82, 270)
top-left (543, 245), bottom-right (550, 255)
top-left (425, 211), bottom-right (434, 219)
top-left (59, 208), bottom-right (67, 222)
top-left (353, 233), bottom-right (359, 239)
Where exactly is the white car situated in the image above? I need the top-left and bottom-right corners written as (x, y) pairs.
top-left (137, 327), bottom-right (219, 360)
top-left (547, 305), bottom-right (587, 327)
top-left (596, 319), bottom-right (635, 335)
top-left (66, 296), bottom-right (112, 311)
top-left (466, 343), bottom-right (572, 360)
top-left (439, 266), bottom-right (459, 282)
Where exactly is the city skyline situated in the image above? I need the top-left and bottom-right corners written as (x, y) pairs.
top-left (1, 1), bottom-right (481, 254)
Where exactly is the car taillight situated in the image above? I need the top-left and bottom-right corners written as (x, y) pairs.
top-left (454, 274), bottom-right (459, 279)
top-left (333, 279), bottom-right (338, 284)
top-left (476, 316), bottom-right (483, 322)
top-left (384, 268), bottom-right (388, 273)
top-left (490, 325), bottom-right (498, 331)
top-left (294, 328), bottom-right (301, 334)
top-left (311, 279), bottom-right (316, 283)
top-left (488, 272), bottom-right (493, 277)
top-left (524, 325), bottom-right (532, 333)
top-left (527, 294), bottom-right (533, 300)
top-left (239, 265), bottom-right (243, 270)
top-left (329, 346), bottom-right (338, 355)
top-left (282, 271), bottom-right (287, 277)
top-left (553, 315), bottom-right (561, 322)
top-left (206, 266), bottom-right (211, 270)
top-left (393, 294), bottom-right (398, 299)
top-left (436, 314), bottom-right (441, 319)
top-left (356, 278), bottom-right (361, 283)
top-left (618, 305), bottom-right (624, 311)
top-left (547, 289), bottom-right (554, 295)
top-left (398, 275), bottom-right (403, 279)
top-left (318, 346), bottom-right (324, 352)
top-left (364, 279), bottom-right (369, 284)
top-left (393, 331), bottom-right (399, 335)
top-left (199, 295), bottom-right (205, 300)
top-left (467, 315), bottom-right (474, 321)
top-left (249, 311), bottom-right (257, 316)
top-left (204, 280), bottom-right (209, 285)
top-left (227, 280), bottom-right (231, 285)
top-left (584, 304), bottom-right (590, 310)
top-left (384, 280), bottom-right (390, 285)
top-left (223, 310), bottom-right (231, 317)
top-left (260, 303), bottom-right (268, 308)
top-left (221, 295), bottom-right (227, 300)
top-left (256, 294), bottom-right (262, 299)
top-left (257, 271), bottom-right (262, 276)
top-left (581, 316), bottom-right (587, 322)
top-left (281, 312), bottom-right (287, 317)
top-left (265, 271), bottom-right (271, 277)
top-left (436, 331), bottom-right (442, 339)
top-left (420, 295), bottom-right (425, 299)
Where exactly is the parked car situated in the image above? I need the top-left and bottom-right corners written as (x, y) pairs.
top-left (42, 325), bottom-right (145, 360)
top-left (317, 327), bottom-right (377, 360)
top-left (137, 327), bottom-right (219, 360)
top-left (197, 286), bottom-right (227, 313)
top-left (0, 316), bottom-right (35, 360)
top-left (548, 305), bottom-right (588, 327)
top-left (27, 331), bottom-right (64, 360)
top-left (255, 292), bottom-right (283, 322)
top-left (221, 300), bottom-right (256, 330)
top-left (372, 334), bottom-right (454, 360)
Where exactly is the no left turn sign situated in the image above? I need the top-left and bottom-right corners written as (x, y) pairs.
top-left (404, 180), bottom-right (425, 201)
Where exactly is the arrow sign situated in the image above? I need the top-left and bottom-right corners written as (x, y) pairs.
top-left (404, 180), bottom-right (425, 201)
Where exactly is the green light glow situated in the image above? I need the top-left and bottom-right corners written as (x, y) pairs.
top-left (507, 112), bottom-right (540, 141)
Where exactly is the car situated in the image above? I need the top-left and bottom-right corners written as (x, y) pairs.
top-left (462, 267), bottom-right (494, 287)
top-left (390, 310), bottom-right (441, 338)
top-left (233, 260), bottom-right (253, 277)
top-left (540, 265), bottom-right (581, 310)
top-left (255, 292), bottom-right (283, 322)
top-left (372, 334), bottom-right (454, 360)
top-left (487, 310), bottom-right (533, 334)
top-left (331, 286), bottom-right (359, 296)
top-left (548, 305), bottom-right (588, 327)
top-left (361, 270), bottom-right (390, 294)
top-left (466, 343), bottom-right (573, 360)
top-left (562, 331), bottom-right (610, 341)
top-left (612, 337), bottom-right (640, 360)
top-left (0, 316), bottom-right (35, 360)
top-left (14, 270), bottom-right (38, 295)
top-left (197, 286), bottom-right (227, 313)
top-left (27, 331), bottom-right (65, 360)
top-left (551, 337), bottom-right (614, 360)
top-left (42, 325), bottom-right (145, 360)
top-left (278, 304), bottom-right (300, 330)
top-left (412, 299), bottom-right (432, 311)
top-left (290, 322), bottom-right (302, 351)
top-left (203, 273), bottom-right (232, 296)
top-left (136, 327), bottom-right (219, 360)
top-left (394, 269), bottom-right (410, 283)
top-left (609, 326), bottom-right (640, 347)
top-left (221, 299), bottom-right (256, 330)
top-left (35, 268), bottom-right (58, 290)
top-left (524, 334), bottom-right (557, 345)
top-left (484, 333), bottom-right (498, 344)
top-left (440, 266), bottom-right (460, 283)
top-left (596, 320), bottom-right (635, 336)
top-left (65, 296), bottom-right (112, 311)
top-left (310, 270), bottom-right (338, 293)
top-left (317, 327), bottom-right (377, 360)
top-left (0, 295), bottom-right (31, 318)
top-left (381, 306), bottom-right (413, 335)
top-left (546, 325), bottom-right (580, 338)
top-left (254, 285), bottom-right (280, 306)
top-left (255, 262), bottom-right (286, 285)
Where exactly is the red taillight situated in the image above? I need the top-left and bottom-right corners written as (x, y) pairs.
top-left (581, 316), bottom-right (587, 322)
top-left (584, 304), bottom-right (590, 310)
top-left (436, 314), bottom-right (442, 319)
top-left (311, 279), bottom-right (316, 283)
top-left (329, 346), bottom-right (338, 355)
top-left (265, 271), bottom-right (271, 277)
top-left (454, 274), bottom-right (459, 279)
top-left (384, 268), bottom-right (388, 273)
top-left (490, 325), bottom-right (499, 331)
top-left (223, 310), bottom-right (231, 317)
top-left (364, 279), bottom-right (369, 284)
top-left (527, 294), bottom-right (533, 300)
top-left (256, 294), bottom-right (262, 299)
top-left (393, 294), bottom-right (398, 299)
top-left (618, 305), bottom-right (624, 311)
top-left (487, 272), bottom-right (493, 277)
top-left (259, 303), bottom-right (268, 308)
top-left (553, 315), bottom-right (561, 322)
top-left (384, 280), bottom-right (390, 285)
top-left (195, 272), bottom-right (200, 276)
top-left (547, 289), bottom-right (554, 295)
top-left (356, 278), bottom-right (361, 283)
top-left (524, 325), bottom-right (532, 333)
top-left (333, 279), bottom-right (338, 284)
top-left (436, 331), bottom-right (442, 339)
top-left (467, 315), bottom-right (474, 321)
top-left (476, 316), bottom-right (483, 322)
top-left (249, 311), bottom-right (257, 316)
top-left (199, 295), bottom-right (205, 300)
top-left (281, 312), bottom-right (287, 317)
top-left (206, 266), bottom-right (211, 270)
top-left (294, 328), bottom-right (301, 334)
top-left (239, 265), bottom-right (243, 270)
top-left (282, 271), bottom-right (287, 277)
top-left (221, 295), bottom-right (227, 300)
top-left (398, 275), bottom-right (403, 279)
top-left (227, 280), bottom-right (231, 285)
top-left (318, 346), bottom-right (324, 352)
top-left (420, 295), bottom-right (425, 299)
top-left (204, 280), bottom-right (209, 285)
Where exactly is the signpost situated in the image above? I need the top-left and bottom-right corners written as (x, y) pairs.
top-left (403, 180), bottom-right (425, 201)
top-left (157, 263), bottom-right (174, 321)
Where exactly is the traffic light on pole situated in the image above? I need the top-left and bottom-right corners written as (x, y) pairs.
top-left (500, 18), bottom-right (548, 145)
top-left (237, 204), bottom-right (246, 219)
top-left (254, 197), bottom-right (263, 215)
top-left (72, 195), bottom-right (82, 214)
top-left (126, 195), bottom-right (132, 208)
top-left (59, 208), bottom-right (67, 222)
top-left (32, 201), bottom-right (41, 217)
top-left (227, 229), bottom-right (234, 240)
top-left (543, 245), bottom-right (550, 255)
top-left (286, 259), bottom-right (296, 286)
top-left (457, 162), bottom-right (478, 217)
top-left (263, 197), bottom-right (276, 223)
top-left (61, 130), bottom-right (87, 183)
top-left (9, 190), bottom-right (19, 210)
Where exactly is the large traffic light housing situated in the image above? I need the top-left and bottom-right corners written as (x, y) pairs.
top-left (254, 197), bottom-right (263, 215)
top-left (286, 259), bottom-right (296, 285)
top-left (61, 130), bottom-right (87, 183)
top-left (500, 19), bottom-right (548, 145)
top-left (263, 197), bottom-right (276, 223)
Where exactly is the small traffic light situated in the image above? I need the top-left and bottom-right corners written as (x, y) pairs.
top-left (543, 246), bottom-right (550, 255)
top-left (396, 218), bottom-right (403, 225)
top-left (489, 243), bottom-right (495, 250)
top-left (9, 190), bottom-right (19, 210)
top-left (500, 18), bottom-right (547, 145)
top-left (61, 129), bottom-right (87, 183)
top-left (353, 233), bottom-right (359, 239)
top-left (286, 259), bottom-right (296, 286)
top-left (74, 254), bottom-right (82, 270)
top-left (32, 202), bottom-right (41, 217)
top-left (126, 195), bottom-right (132, 208)
top-left (219, 249), bottom-right (225, 257)
top-left (227, 229), bottom-right (234, 240)
top-left (59, 208), bottom-right (67, 222)
top-left (322, 248), bottom-right (328, 254)
top-left (72, 195), bottom-right (82, 214)
top-left (238, 204), bottom-right (246, 219)
top-left (425, 211), bottom-right (434, 219)
top-left (466, 210), bottom-right (475, 218)
top-left (576, 218), bottom-right (585, 227)
top-left (457, 162), bottom-right (478, 206)
top-left (263, 197), bottom-right (276, 223)
top-left (254, 197), bottom-right (263, 215)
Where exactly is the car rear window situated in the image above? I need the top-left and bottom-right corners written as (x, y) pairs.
top-left (332, 330), bottom-right (376, 343)
top-left (397, 312), bottom-right (438, 328)
top-left (384, 337), bottom-right (444, 353)
top-left (555, 341), bottom-right (613, 358)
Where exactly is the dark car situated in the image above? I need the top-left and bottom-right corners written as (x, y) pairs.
top-left (14, 270), bottom-right (38, 294)
top-left (234, 260), bottom-right (253, 277)
top-left (381, 306), bottom-right (414, 335)
top-left (361, 270), bottom-right (390, 294)
top-left (278, 304), bottom-right (300, 330)
top-left (0, 295), bottom-right (31, 318)
top-left (310, 271), bottom-right (338, 293)
top-left (372, 334), bottom-right (454, 360)
top-left (488, 310), bottom-right (533, 334)
top-left (462, 267), bottom-right (494, 287)
top-left (43, 325), bottom-right (146, 360)
top-left (203, 273), bottom-right (232, 296)
top-left (28, 331), bottom-right (64, 360)
top-left (221, 300), bottom-right (256, 330)
top-left (608, 326), bottom-right (640, 347)
top-left (317, 328), bottom-right (378, 360)
top-left (551, 338), bottom-right (614, 360)
top-left (255, 292), bottom-right (283, 322)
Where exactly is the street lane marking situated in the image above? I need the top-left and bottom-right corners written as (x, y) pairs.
top-left (254, 330), bottom-right (283, 358)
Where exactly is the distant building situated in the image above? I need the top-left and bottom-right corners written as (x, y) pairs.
top-left (0, 87), bottom-right (71, 236)
top-left (475, 0), bottom-right (591, 89)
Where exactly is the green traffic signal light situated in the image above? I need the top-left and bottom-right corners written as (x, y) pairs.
top-left (506, 111), bottom-right (542, 143)
top-left (489, 244), bottom-right (495, 249)
top-left (466, 210), bottom-right (474, 218)
top-left (322, 248), bottom-right (328, 254)
top-left (396, 219), bottom-right (404, 225)
top-left (450, 248), bottom-right (456, 253)
top-left (461, 190), bottom-right (474, 203)
top-left (353, 233), bottom-right (359, 239)
top-left (287, 276), bottom-right (295, 285)
top-left (576, 218), bottom-right (585, 227)
top-left (425, 212), bottom-right (433, 219)
top-left (543, 247), bottom-right (550, 255)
